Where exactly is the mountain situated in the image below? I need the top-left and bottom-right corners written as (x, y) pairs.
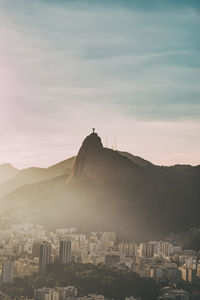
top-left (118, 151), bottom-right (153, 167)
top-left (0, 163), bottom-right (19, 184)
top-left (69, 132), bottom-right (104, 181)
top-left (0, 157), bottom-right (75, 199)
top-left (0, 132), bottom-right (199, 240)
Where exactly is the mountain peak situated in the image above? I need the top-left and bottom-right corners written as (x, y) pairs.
top-left (0, 163), bottom-right (15, 168)
top-left (69, 132), bottom-right (103, 181)
top-left (81, 132), bottom-right (103, 152)
top-left (0, 163), bottom-right (19, 184)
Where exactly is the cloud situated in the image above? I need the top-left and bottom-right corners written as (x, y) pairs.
top-left (0, 0), bottom-right (199, 167)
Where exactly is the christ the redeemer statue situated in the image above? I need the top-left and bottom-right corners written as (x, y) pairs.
top-left (92, 128), bottom-right (95, 133)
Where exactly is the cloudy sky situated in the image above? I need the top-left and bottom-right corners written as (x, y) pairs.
top-left (0, 0), bottom-right (200, 169)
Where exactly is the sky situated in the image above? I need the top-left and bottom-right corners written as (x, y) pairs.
top-left (0, 0), bottom-right (200, 169)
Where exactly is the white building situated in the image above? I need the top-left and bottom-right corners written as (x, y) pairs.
top-left (2, 260), bottom-right (14, 284)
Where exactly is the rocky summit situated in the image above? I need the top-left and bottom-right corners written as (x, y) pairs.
top-left (69, 132), bottom-right (104, 181)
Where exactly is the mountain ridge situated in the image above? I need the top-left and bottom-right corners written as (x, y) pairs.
top-left (0, 132), bottom-right (199, 239)
top-left (0, 156), bottom-right (76, 199)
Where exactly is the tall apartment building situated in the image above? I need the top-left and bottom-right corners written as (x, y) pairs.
top-left (119, 242), bottom-right (138, 256)
top-left (139, 243), bottom-right (157, 258)
top-left (32, 239), bottom-right (42, 258)
top-left (161, 242), bottom-right (173, 257)
top-left (1, 260), bottom-right (14, 284)
top-left (39, 241), bottom-right (51, 272)
top-left (59, 240), bottom-right (71, 264)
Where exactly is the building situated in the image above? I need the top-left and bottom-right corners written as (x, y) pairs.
top-left (150, 266), bottom-right (168, 282)
top-left (171, 246), bottom-right (182, 254)
top-left (79, 295), bottom-right (104, 300)
top-left (56, 286), bottom-right (77, 299)
top-left (34, 287), bottom-right (59, 300)
top-left (59, 240), bottom-right (71, 264)
top-left (137, 257), bottom-right (151, 269)
top-left (179, 266), bottom-right (195, 283)
top-left (161, 242), bottom-right (173, 257)
top-left (32, 239), bottom-right (42, 258)
top-left (105, 254), bottom-right (120, 267)
top-left (167, 268), bottom-right (182, 284)
top-left (197, 263), bottom-right (200, 277)
top-left (34, 289), bottom-right (103, 300)
top-left (14, 243), bottom-right (26, 255)
top-left (139, 243), bottom-right (157, 258)
top-left (102, 232), bottom-right (116, 251)
top-left (39, 242), bottom-right (51, 272)
top-left (119, 242), bottom-right (138, 256)
top-left (157, 288), bottom-right (190, 300)
top-left (125, 297), bottom-right (141, 300)
top-left (71, 251), bottom-right (82, 263)
top-left (1, 260), bottom-right (14, 284)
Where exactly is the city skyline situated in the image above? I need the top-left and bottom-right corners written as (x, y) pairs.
top-left (0, 222), bottom-right (199, 299)
top-left (0, 0), bottom-right (200, 168)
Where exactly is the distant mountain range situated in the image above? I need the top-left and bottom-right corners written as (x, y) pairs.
top-left (0, 132), bottom-right (199, 240)
top-left (0, 157), bottom-right (75, 199)
top-left (0, 163), bottom-right (19, 184)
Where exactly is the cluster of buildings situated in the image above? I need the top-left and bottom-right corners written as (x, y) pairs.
top-left (34, 285), bottom-right (78, 300)
top-left (130, 241), bottom-right (199, 284)
top-left (2, 287), bottom-right (141, 300)
top-left (157, 287), bottom-right (190, 300)
top-left (0, 224), bottom-right (200, 299)
top-left (33, 288), bottom-right (142, 300)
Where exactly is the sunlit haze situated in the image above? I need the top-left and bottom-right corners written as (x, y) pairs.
top-left (0, 0), bottom-right (200, 169)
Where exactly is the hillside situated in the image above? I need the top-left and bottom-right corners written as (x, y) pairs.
top-left (0, 156), bottom-right (75, 198)
top-left (1, 263), bottom-right (158, 300)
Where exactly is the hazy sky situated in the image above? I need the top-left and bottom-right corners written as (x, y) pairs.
top-left (0, 0), bottom-right (200, 169)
